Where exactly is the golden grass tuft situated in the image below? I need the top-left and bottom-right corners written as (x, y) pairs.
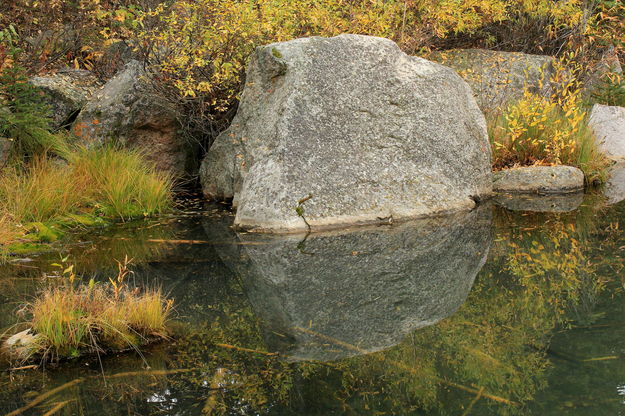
top-left (0, 158), bottom-right (82, 223)
top-left (0, 146), bottom-right (173, 250)
top-left (22, 257), bottom-right (173, 363)
top-left (69, 146), bottom-right (173, 220)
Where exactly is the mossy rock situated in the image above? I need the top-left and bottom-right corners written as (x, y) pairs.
top-left (25, 222), bottom-right (64, 243)
top-left (5, 241), bottom-right (51, 255)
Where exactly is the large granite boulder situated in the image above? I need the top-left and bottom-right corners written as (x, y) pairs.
top-left (72, 60), bottom-right (195, 177)
top-left (207, 206), bottom-right (492, 361)
top-left (200, 35), bottom-right (492, 233)
top-left (588, 104), bottom-right (625, 161)
top-left (29, 69), bottom-right (102, 128)
top-left (429, 49), bottom-right (555, 111)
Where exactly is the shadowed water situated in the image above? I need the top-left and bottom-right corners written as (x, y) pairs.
top-left (0, 198), bottom-right (624, 415)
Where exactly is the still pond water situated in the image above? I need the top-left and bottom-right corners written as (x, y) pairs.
top-left (1, 197), bottom-right (625, 415)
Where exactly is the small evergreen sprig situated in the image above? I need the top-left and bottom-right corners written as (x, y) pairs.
top-left (590, 72), bottom-right (625, 108)
top-left (0, 25), bottom-right (67, 161)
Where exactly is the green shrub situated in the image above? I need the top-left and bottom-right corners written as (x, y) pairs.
top-left (0, 26), bottom-right (70, 160)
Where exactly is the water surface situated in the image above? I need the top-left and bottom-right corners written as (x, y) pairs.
top-left (1, 198), bottom-right (625, 415)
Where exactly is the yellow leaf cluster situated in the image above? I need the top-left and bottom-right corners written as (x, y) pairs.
top-left (137, 0), bottom-right (598, 110)
top-left (489, 53), bottom-right (610, 183)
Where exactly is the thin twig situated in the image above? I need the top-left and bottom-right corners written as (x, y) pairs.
top-left (215, 343), bottom-right (278, 356)
top-left (461, 387), bottom-right (484, 416)
top-left (41, 400), bottom-right (71, 416)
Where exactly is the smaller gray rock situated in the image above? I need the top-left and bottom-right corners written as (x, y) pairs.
top-left (493, 166), bottom-right (584, 194)
top-left (72, 60), bottom-right (195, 177)
top-left (428, 49), bottom-right (555, 111)
top-left (588, 104), bottom-right (625, 161)
top-left (1, 329), bottom-right (40, 362)
top-left (494, 192), bottom-right (583, 212)
top-left (29, 69), bottom-right (102, 127)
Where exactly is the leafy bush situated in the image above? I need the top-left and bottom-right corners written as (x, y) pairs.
top-left (0, 1), bottom-right (148, 76)
top-left (488, 59), bottom-right (610, 185)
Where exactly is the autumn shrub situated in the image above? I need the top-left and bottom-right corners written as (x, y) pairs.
top-left (0, 0), bottom-right (152, 76)
top-left (489, 89), bottom-right (609, 185)
top-left (488, 52), bottom-right (611, 185)
top-left (134, 0), bottom-right (618, 148)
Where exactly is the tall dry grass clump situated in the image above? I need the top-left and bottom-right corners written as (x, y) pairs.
top-left (0, 158), bottom-right (82, 223)
top-left (0, 146), bottom-right (173, 249)
top-left (488, 58), bottom-right (610, 185)
top-left (10, 257), bottom-right (173, 364)
top-left (69, 146), bottom-right (173, 220)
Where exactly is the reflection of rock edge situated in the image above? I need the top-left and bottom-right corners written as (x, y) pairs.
top-left (494, 193), bottom-right (584, 213)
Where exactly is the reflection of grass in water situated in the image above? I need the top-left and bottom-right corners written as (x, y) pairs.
top-left (1, 350), bottom-right (180, 416)
top-left (65, 218), bottom-right (180, 273)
